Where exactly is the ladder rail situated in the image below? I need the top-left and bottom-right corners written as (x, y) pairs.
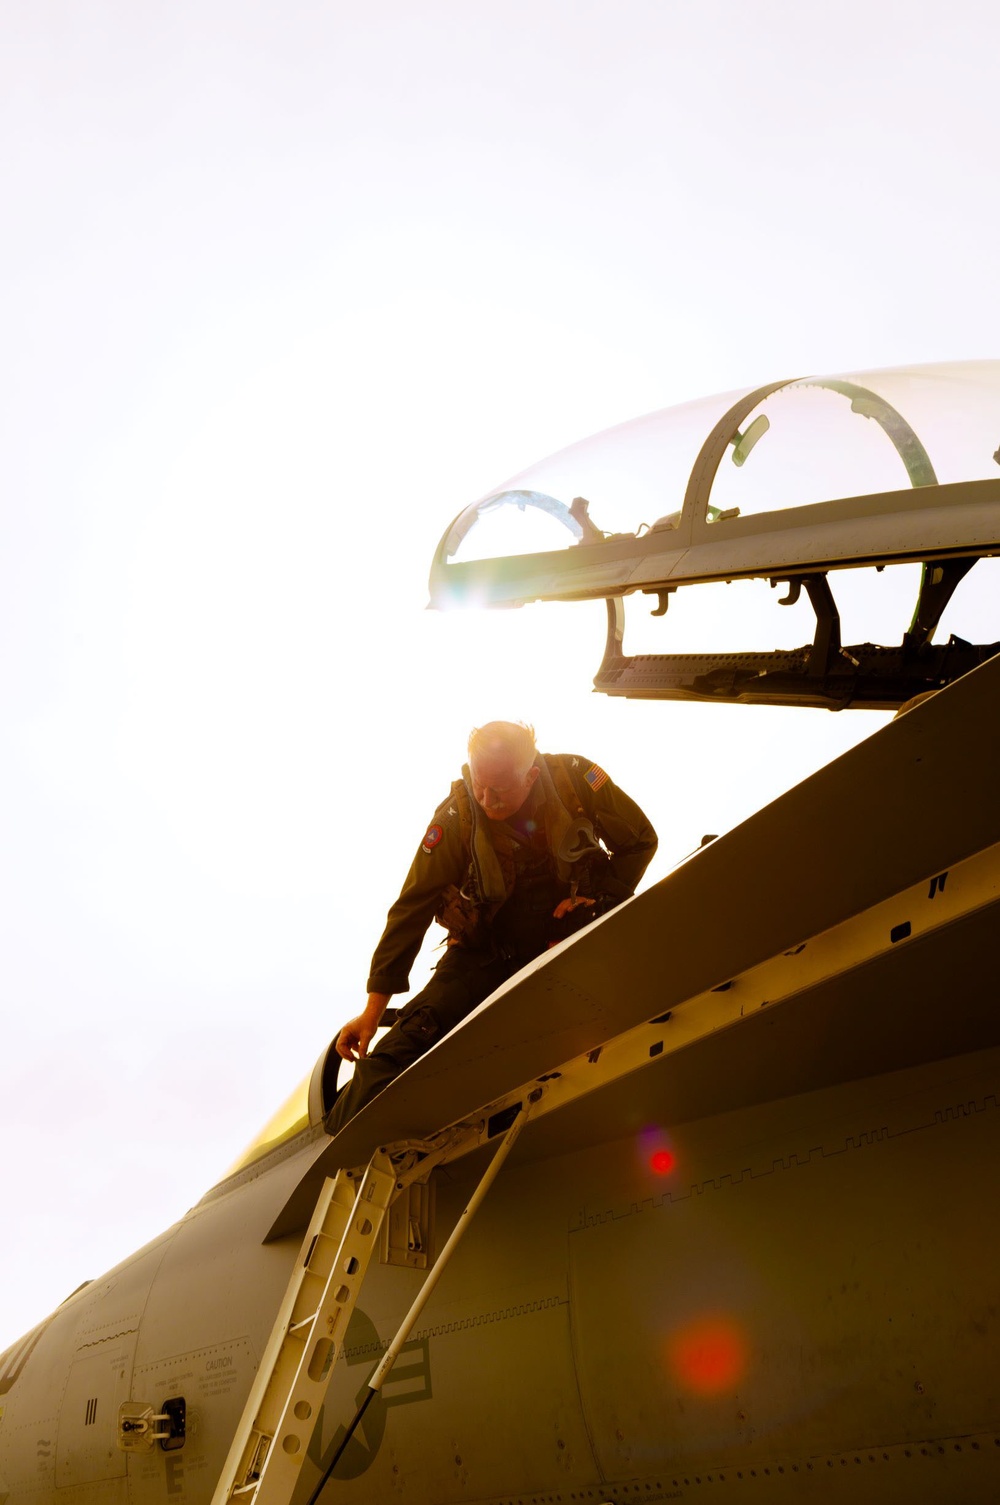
top-left (212, 1101), bottom-right (537, 1505)
top-left (210, 1173), bottom-right (355, 1504)
top-left (210, 1150), bottom-right (396, 1505)
top-left (305, 1101), bottom-right (535, 1504)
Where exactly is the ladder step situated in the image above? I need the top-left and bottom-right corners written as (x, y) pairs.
top-left (286, 1313), bottom-right (318, 1335)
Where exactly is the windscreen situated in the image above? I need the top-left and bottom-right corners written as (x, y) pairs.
top-left (225, 1075), bottom-right (310, 1176)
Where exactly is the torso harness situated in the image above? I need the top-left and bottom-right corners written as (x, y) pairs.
top-left (435, 755), bottom-right (604, 949)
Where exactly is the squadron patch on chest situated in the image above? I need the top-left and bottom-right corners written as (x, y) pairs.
top-left (584, 763), bottom-right (609, 792)
top-left (422, 824), bottom-right (444, 853)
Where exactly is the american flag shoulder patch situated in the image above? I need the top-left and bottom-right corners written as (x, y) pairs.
top-left (584, 763), bottom-right (609, 792)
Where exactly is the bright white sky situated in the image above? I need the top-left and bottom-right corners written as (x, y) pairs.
top-left (2, 0), bottom-right (999, 1350)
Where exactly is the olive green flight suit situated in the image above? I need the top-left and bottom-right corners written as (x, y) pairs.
top-left (327, 753), bottom-right (657, 1131)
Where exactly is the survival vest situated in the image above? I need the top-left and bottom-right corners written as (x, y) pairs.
top-left (434, 755), bottom-right (604, 944)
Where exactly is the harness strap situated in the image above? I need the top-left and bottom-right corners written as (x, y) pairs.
top-left (534, 756), bottom-right (601, 882)
top-left (460, 763), bottom-right (510, 905)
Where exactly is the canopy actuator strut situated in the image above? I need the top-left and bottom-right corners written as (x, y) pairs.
top-left (905, 557), bottom-right (979, 654)
top-left (801, 574), bottom-right (841, 677)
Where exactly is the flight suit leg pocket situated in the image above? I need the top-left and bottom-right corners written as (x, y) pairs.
top-left (397, 1004), bottom-right (446, 1049)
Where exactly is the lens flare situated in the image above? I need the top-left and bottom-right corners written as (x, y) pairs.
top-left (667, 1316), bottom-right (747, 1394)
top-left (638, 1125), bottom-right (677, 1178)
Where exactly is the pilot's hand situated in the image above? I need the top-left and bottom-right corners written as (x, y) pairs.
top-left (335, 1017), bottom-right (374, 1062)
top-left (551, 895), bottom-right (597, 920)
top-left (335, 992), bottom-right (391, 1061)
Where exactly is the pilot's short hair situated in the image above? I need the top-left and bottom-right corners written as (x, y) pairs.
top-left (468, 720), bottom-right (537, 776)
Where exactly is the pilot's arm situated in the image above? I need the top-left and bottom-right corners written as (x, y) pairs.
top-left (567, 755), bottom-right (658, 900)
top-left (335, 797), bottom-right (466, 1062)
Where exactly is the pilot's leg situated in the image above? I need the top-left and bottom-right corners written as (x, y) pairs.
top-left (326, 948), bottom-right (510, 1132)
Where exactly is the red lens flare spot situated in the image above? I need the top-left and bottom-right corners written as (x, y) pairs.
top-left (667, 1317), bottom-right (747, 1394)
top-left (649, 1149), bottom-right (675, 1175)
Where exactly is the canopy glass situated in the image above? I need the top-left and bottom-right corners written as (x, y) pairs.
top-left (438, 362), bottom-right (1000, 569)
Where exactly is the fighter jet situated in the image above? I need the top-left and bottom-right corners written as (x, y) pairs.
top-left (2, 360), bottom-right (999, 1505)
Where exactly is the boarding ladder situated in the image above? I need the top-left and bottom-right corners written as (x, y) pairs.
top-left (211, 1105), bottom-right (528, 1505)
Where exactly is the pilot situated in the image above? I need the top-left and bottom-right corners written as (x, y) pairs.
top-left (327, 720), bottom-right (657, 1131)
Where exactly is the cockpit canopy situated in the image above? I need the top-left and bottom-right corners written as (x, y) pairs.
top-left (429, 361), bottom-right (1000, 709)
top-left (433, 361), bottom-right (1000, 586)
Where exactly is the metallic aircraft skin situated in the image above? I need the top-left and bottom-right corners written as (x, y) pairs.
top-left (3, 367), bottom-right (1000, 1502)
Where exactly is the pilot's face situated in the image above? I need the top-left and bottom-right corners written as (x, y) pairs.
top-left (469, 751), bottom-right (539, 821)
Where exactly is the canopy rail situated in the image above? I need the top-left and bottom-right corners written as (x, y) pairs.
top-left (595, 557), bottom-right (999, 709)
